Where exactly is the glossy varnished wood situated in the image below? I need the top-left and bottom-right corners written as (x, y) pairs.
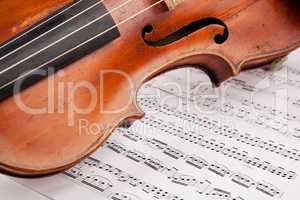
top-left (0, 0), bottom-right (71, 44)
top-left (0, 0), bottom-right (299, 177)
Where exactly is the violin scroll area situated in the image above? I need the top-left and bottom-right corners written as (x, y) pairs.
top-left (142, 17), bottom-right (229, 47)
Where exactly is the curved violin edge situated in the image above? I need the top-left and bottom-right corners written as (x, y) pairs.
top-left (0, 46), bottom-right (289, 178)
top-left (0, 0), bottom-right (300, 178)
top-left (0, 38), bottom-right (296, 178)
top-left (0, 53), bottom-right (235, 178)
top-left (0, 109), bottom-right (145, 178)
top-left (237, 41), bottom-right (300, 71)
top-left (139, 52), bottom-right (236, 87)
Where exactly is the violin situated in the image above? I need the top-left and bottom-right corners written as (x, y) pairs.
top-left (0, 0), bottom-right (299, 177)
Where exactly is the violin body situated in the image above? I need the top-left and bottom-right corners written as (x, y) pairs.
top-left (0, 0), bottom-right (299, 177)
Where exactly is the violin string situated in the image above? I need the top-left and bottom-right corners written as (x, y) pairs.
top-left (0, 0), bottom-right (104, 62)
top-left (0, 0), bottom-right (135, 75)
top-left (0, 0), bottom-right (84, 51)
top-left (0, 0), bottom-right (164, 90)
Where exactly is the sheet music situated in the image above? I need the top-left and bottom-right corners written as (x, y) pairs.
top-left (3, 49), bottom-right (300, 200)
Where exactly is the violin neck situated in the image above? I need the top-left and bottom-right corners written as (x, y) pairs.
top-left (0, 0), bottom-right (120, 101)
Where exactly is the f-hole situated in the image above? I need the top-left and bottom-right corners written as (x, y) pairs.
top-left (142, 17), bottom-right (229, 47)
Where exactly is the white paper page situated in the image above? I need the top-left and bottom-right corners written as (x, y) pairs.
top-left (7, 49), bottom-right (300, 200)
top-left (0, 174), bottom-right (49, 200)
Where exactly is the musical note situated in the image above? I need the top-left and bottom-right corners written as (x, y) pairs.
top-left (292, 99), bottom-right (300, 107)
top-left (125, 150), bottom-right (146, 163)
top-left (106, 141), bottom-right (127, 154)
top-left (139, 116), bottom-right (297, 179)
top-left (81, 175), bottom-right (112, 192)
top-left (64, 167), bottom-right (82, 179)
top-left (115, 171), bottom-right (131, 183)
top-left (144, 157), bottom-right (164, 171)
top-left (185, 155), bottom-right (209, 169)
top-left (256, 161), bottom-right (271, 171)
top-left (122, 131), bottom-right (143, 142)
top-left (208, 162), bottom-right (231, 177)
top-left (231, 173), bottom-right (256, 188)
top-left (161, 167), bottom-right (178, 178)
top-left (128, 177), bottom-right (145, 188)
top-left (256, 181), bottom-right (281, 197)
top-left (141, 183), bottom-right (158, 194)
top-left (144, 138), bottom-right (168, 150)
top-left (52, 64), bottom-right (300, 200)
top-left (141, 101), bottom-right (300, 162)
top-left (231, 197), bottom-right (245, 200)
top-left (109, 192), bottom-right (141, 200)
top-left (163, 146), bottom-right (185, 160)
top-left (220, 103), bottom-right (235, 115)
top-left (170, 173), bottom-right (197, 186)
top-left (244, 156), bottom-right (260, 167)
top-left (205, 188), bottom-right (232, 199)
top-left (236, 107), bottom-right (251, 119)
top-left (83, 157), bottom-right (100, 167)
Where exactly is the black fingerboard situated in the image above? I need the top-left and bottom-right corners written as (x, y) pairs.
top-left (0, 0), bottom-right (120, 101)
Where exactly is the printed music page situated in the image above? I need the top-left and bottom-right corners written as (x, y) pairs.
top-left (3, 49), bottom-right (300, 200)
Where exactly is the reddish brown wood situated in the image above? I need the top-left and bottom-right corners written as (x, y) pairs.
top-left (0, 0), bottom-right (71, 43)
top-left (0, 0), bottom-right (299, 177)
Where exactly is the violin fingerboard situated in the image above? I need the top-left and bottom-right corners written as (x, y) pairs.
top-left (0, 0), bottom-right (120, 101)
